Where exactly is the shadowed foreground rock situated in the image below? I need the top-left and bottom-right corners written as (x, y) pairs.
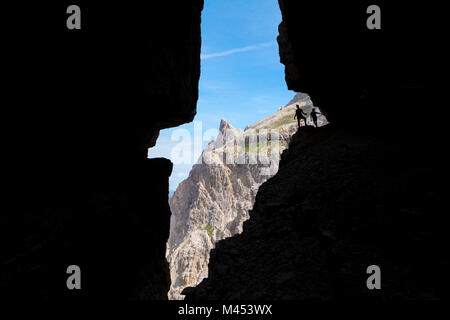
top-left (1, 1), bottom-right (203, 299)
top-left (184, 126), bottom-right (447, 300)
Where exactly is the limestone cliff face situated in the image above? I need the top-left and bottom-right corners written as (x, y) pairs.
top-left (167, 95), bottom-right (325, 299)
top-left (167, 158), bottom-right (261, 300)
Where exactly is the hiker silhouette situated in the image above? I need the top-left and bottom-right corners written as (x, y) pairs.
top-left (310, 108), bottom-right (322, 127)
top-left (294, 105), bottom-right (308, 128)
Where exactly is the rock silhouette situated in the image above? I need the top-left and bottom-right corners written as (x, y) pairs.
top-left (1, 1), bottom-right (204, 299)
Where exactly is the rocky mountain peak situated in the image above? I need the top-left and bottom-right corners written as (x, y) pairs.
top-left (218, 119), bottom-right (241, 137)
top-left (284, 92), bottom-right (311, 107)
top-left (219, 118), bottom-right (233, 133)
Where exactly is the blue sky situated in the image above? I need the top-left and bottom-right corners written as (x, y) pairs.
top-left (148, 0), bottom-right (294, 190)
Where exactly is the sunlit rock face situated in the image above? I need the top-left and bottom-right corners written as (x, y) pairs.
top-left (167, 94), bottom-right (326, 300)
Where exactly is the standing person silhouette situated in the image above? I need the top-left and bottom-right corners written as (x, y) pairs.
top-left (310, 108), bottom-right (322, 127)
top-left (294, 105), bottom-right (308, 128)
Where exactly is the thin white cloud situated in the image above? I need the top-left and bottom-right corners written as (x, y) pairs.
top-left (201, 41), bottom-right (275, 60)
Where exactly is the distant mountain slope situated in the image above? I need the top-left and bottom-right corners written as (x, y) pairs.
top-left (284, 92), bottom-right (311, 107)
top-left (246, 94), bottom-right (326, 132)
top-left (166, 93), bottom-right (326, 299)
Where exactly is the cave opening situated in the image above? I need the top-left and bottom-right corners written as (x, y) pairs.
top-left (147, 0), bottom-right (325, 300)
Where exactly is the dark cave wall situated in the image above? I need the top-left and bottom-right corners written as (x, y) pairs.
top-left (1, 1), bottom-right (203, 299)
top-left (277, 1), bottom-right (444, 134)
top-left (184, 1), bottom-right (448, 300)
